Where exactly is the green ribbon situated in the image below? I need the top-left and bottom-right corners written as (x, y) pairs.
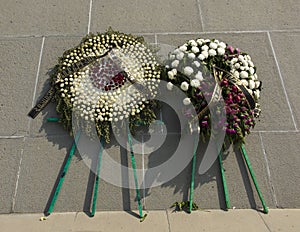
top-left (47, 131), bottom-right (81, 215)
top-left (240, 144), bottom-right (268, 214)
top-left (218, 150), bottom-right (231, 209)
top-left (91, 137), bottom-right (104, 217)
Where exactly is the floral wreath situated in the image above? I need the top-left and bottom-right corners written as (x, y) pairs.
top-left (49, 29), bottom-right (161, 142)
top-left (163, 38), bottom-right (262, 144)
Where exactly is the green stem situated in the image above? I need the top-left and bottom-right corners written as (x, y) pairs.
top-left (91, 137), bottom-right (104, 217)
top-left (240, 144), bottom-right (268, 214)
top-left (218, 150), bottom-right (231, 209)
top-left (47, 117), bottom-right (59, 122)
top-left (47, 131), bottom-right (81, 215)
top-left (189, 135), bottom-right (198, 213)
top-left (127, 124), bottom-right (145, 220)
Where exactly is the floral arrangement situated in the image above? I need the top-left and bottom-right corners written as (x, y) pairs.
top-left (163, 38), bottom-right (262, 144)
top-left (50, 29), bottom-right (161, 142)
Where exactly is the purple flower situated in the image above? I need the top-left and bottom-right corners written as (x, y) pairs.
top-left (236, 48), bottom-right (241, 54)
top-left (227, 45), bottom-right (234, 54)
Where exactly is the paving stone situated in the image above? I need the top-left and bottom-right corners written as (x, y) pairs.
top-left (269, 32), bottom-right (300, 129)
top-left (14, 136), bottom-right (74, 213)
top-left (90, 0), bottom-right (202, 33)
top-left (0, 138), bottom-right (24, 213)
top-left (29, 36), bottom-right (81, 137)
top-left (73, 211), bottom-right (169, 232)
top-left (157, 33), bottom-right (295, 131)
top-left (260, 132), bottom-right (300, 208)
top-left (199, 0), bottom-right (300, 31)
top-left (167, 209), bottom-right (268, 232)
top-left (0, 38), bottom-right (42, 136)
top-left (260, 209), bottom-right (300, 232)
top-left (0, 0), bottom-right (89, 36)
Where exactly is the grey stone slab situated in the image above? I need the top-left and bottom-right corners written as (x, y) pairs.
top-left (199, 0), bottom-right (300, 31)
top-left (90, 0), bottom-right (202, 33)
top-left (167, 209), bottom-right (269, 232)
top-left (14, 135), bottom-right (74, 213)
top-left (157, 33), bottom-right (295, 131)
top-left (261, 132), bottom-right (300, 208)
top-left (29, 36), bottom-right (82, 137)
top-left (269, 32), bottom-right (300, 129)
top-left (222, 133), bottom-right (275, 209)
top-left (0, 38), bottom-right (42, 136)
top-left (0, 138), bottom-right (24, 213)
top-left (0, 0), bottom-right (89, 36)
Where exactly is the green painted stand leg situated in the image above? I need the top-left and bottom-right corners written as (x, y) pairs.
top-left (127, 124), bottom-right (147, 222)
top-left (47, 117), bottom-right (59, 122)
top-left (240, 144), bottom-right (269, 214)
top-left (46, 131), bottom-right (81, 215)
top-left (218, 150), bottom-right (231, 210)
top-left (189, 136), bottom-right (198, 213)
top-left (90, 137), bottom-right (104, 217)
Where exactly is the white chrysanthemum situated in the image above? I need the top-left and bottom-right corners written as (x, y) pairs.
top-left (171, 60), bottom-right (179, 68)
top-left (201, 50), bottom-right (209, 58)
top-left (179, 45), bottom-right (187, 51)
top-left (193, 61), bottom-right (201, 67)
top-left (183, 97), bottom-right (191, 105)
top-left (248, 80), bottom-right (255, 90)
top-left (191, 79), bottom-right (200, 88)
top-left (201, 45), bottom-right (209, 51)
top-left (176, 52), bottom-right (185, 60)
top-left (191, 46), bottom-right (200, 53)
top-left (189, 40), bottom-right (197, 47)
top-left (198, 54), bottom-right (205, 60)
top-left (218, 42), bottom-right (226, 49)
top-left (217, 47), bottom-right (225, 55)
top-left (183, 66), bottom-right (194, 76)
top-left (249, 67), bottom-right (255, 75)
top-left (195, 71), bottom-right (203, 81)
top-left (180, 81), bottom-right (189, 91)
top-left (240, 71), bottom-right (249, 79)
top-left (188, 53), bottom-right (196, 59)
top-left (209, 42), bottom-right (218, 50)
top-left (168, 70), bottom-right (175, 80)
top-left (208, 49), bottom-right (217, 56)
top-left (167, 82), bottom-right (174, 90)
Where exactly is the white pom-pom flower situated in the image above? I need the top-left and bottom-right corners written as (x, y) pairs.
top-left (183, 97), bottom-right (191, 105)
top-left (183, 66), bottom-right (194, 76)
top-left (180, 81), bottom-right (189, 91)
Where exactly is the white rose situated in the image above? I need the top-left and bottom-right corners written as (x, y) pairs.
top-left (240, 71), bottom-right (249, 79)
top-left (173, 49), bottom-right (180, 54)
top-left (204, 39), bottom-right (211, 43)
top-left (248, 61), bottom-right (254, 67)
top-left (196, 39), bottom-right (204, 45)
top-left (248, 80), bottom-right (255, 89)
top-left (183, 97), bottom-right (191, 105)
top-left (191, 79), bottom-right (200, 88)
top-left (238, 55), bottom-right (245, 61)
top-left (188, 53), bottom-right (196, 59)
top-left (183, 66), bottom-right (194, 76)
top-left (198, 54), bottom-right (205, 60)
top-left (253, 73), bottom-right (258, 80)
top-left (171, 60), bottom-right (179, 68)
top-left (193, 61), bottom-right (201, 67)
top-left (189, 40), bottom-right (197, 47)
top-left (195, 71), bottom-right (204, 81)
top-left (167, 82), bottom-right (174, 90)
top-left (249, 67), bottom-right (255, 74)
top-left (169, 54), bottom-right (175, 60)
top-left (217, 47), bottom-right (225, 55)
top-left (202, 50), bottom-right (209, 58)
top-left (168, 71), bottom-right (175, 80)
top-left (181, 81), bottom-right (189, 91)
top-left (209, 42), bottom-right (218, 50)
top-left (179, 45), bottom-right (187, 51)
top-left (233, 71), bottom-right (239, 77)
top-left (201, 45), bottom-right (209, 51)
top-left (219, 42), bottom-right (226, 49)
top-left (176, 52), bottom-right (185, 60)
top-left (208, 49), bottom-right (217, 56)
top-left (231, 58), bottom-right (238, 63)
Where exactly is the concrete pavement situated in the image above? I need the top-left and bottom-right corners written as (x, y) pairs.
top-left (0, 209), bottom-right (299, 232)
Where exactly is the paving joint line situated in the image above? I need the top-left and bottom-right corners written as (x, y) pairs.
top-left (11, 145), bottom-right (24, 213)
top-left (257, 211), bottom-right (272, 232)
top-left (259, 132), bottom-right (278, 207)
top-left (165, 210), bottom-right (171, 232)
top-left (267, 32), bottom-right (298, 131)
top-left (87, 0), bottom-right (93, 34)
top-left (196, 0), bottom-right (205, 31)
